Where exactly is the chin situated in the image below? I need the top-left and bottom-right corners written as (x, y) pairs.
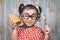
top-left (26, 24), bottom-right (34, 27)
top-left (27, 25), bottom-right (32, 27)
top-left (24, 22), bottom-right (35, 27)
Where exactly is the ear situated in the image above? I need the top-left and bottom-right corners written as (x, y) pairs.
top-left (19, 14), bottom-right (21, 19)
top-left (37, 13), bottom-right (41, 21)
top-left (19, 14), bottom-right (23, 20)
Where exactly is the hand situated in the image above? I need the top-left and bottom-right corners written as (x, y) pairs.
top-left (44, 25), bottom-right (51, 35)
top-left (9, 19), bottom-right (18, 30)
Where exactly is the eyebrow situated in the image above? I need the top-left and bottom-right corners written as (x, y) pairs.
top-left (22, 12), bottom-right (37, 15)
top-left (32, 13), bottom-right (37, 15)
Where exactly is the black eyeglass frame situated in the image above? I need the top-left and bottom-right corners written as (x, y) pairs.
top-left (21, 13), bottom-right (38, 20)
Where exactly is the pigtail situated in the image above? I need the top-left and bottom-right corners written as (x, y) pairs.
top-left (19, 3), bottom-right (24, 14)
top-left (38, 6), bottom-right (42, 19)
top-left (36, 6), bottom-right (42, 21)
top-left (39, 6), bottom-right (42, 13)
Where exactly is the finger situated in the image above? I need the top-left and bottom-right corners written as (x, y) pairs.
top-left (9, 19), bottom-right (13, 25)
top-left (10, 20), bottom-right (13, 26)
top-left (11, 23), bottom-right (18, 29)
top-left (9, 19), bottom-right (15, 28)
top-left (45, 25), bottom-right (50, 30)
top-left (44, 25), bottom-right (51, 34)
top-left (45, 27), bottom-right (51, 32)
top-left (11, 21), bottom-right (16, 27)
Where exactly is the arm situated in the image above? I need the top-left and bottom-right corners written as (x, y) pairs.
top-left (9, 19), bottom-right (18, 40)
top-left (44, 34), bottom-right (50, 40)
top-left (11, 27), bottom-right (17, 40)
top-left (11, 29), bottom-right (17, 40)
top-left (44, 25), bottom-right (51, 40)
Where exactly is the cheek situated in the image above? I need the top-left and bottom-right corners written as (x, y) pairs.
top-left (23, 19), bottom-right (37, 24)
top-left (21, 18), bottom-right (27, 23)
top-left (21, 18), bottom-right (37, 24)
top-left (32, 20), bottom-right (36, 24)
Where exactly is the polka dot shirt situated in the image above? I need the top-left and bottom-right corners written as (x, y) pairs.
top-left (17, 26), bottom-right (44, 40)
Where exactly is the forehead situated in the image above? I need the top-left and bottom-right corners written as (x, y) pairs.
top-left (22, 8), bottom-right (37, 15)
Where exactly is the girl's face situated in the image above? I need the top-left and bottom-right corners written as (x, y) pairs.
top-left (21, 8), bottom-right (37, 27)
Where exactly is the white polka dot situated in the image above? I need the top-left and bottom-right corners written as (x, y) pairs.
top-left (33, 39), bottom-right (35, 40)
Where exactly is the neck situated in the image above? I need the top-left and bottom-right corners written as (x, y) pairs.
top-left (22, 25), bottom-right (34, 28)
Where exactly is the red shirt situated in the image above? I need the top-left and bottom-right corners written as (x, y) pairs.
top-left (17, 26), bottom-right (44, 40)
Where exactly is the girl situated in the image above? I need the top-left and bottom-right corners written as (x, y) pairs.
top-left (10, 4), bottom-right (50, 40)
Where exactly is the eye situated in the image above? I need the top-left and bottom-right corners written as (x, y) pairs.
top-left (23, 14), bottom-right (29, 19)
top-left (31, 15), bottom-right (37, 20)
top-left (24, 15), bottom-right (29, 19)
top-left (32, 15), bottom-right (37, 18)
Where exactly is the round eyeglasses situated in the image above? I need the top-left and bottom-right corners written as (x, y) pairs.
top-left (21, 13), bottom-right (37, 20)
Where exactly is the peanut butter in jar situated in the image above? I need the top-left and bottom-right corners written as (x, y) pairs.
top-left (9, 13), bottom-right (21, 25)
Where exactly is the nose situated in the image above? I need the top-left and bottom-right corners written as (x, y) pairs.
top-left (28, 17), bottom-right (32, 20)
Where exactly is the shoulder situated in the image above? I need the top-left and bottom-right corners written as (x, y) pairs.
top-left (34, 26), bottom-right (45, 37)
top-left (34, 26), bottom-right (44, 34)
top-left (17, 26), bottom-right (23, 31)
top-left (34, 26), bottom-right (45, 39)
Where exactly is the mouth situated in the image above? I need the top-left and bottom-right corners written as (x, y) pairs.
top-left (27, 22), bottom-right (33, 24)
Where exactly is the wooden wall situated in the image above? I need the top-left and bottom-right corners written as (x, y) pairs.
top-left (0, 0), bottom-right (59, 40)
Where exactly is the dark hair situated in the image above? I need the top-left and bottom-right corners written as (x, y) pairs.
top-left (19, 3), bottom-right (42, 19)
